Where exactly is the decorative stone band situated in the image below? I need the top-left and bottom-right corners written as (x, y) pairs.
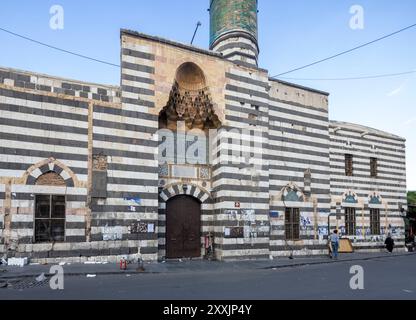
top-left (159, 183), bottom-right (211, 204)
top-left (24, 158), bottom-right (76, 188)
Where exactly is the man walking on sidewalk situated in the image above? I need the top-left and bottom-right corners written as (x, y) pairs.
top-left (329, 230), bottom-right (340, 260)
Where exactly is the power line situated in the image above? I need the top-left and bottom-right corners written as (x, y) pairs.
top-left (278, 70), bottom-right (416, 81)
top-left (0, 27), bottom-right (121, 68)
top-left (1, 26), bottom-right (415, 82)
top-left (271, 23), bottom-right (416, 78)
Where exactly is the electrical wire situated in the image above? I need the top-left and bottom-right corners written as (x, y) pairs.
top-left (277, 70), bottom-right (416, 81)
top-left (1, 26), bottom-right (415, 82)
top-left (271, 23), bottom-right (416, 78)
top-left (0, 27), bottom-right (121, 68)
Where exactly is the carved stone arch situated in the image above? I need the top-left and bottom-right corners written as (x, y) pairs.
top-left (24, 158), bottom-right (78, 187)
top-left (159, 183), bottom-right (211, 204)
top-left (281, 182), bottom-right (305, 202)
top-left (342, 190), bottom-right (359, 204)
top-left (159, 62), bottom-right (221, 131)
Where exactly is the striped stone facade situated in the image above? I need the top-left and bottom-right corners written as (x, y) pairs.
top-left (267, 80), bottom-right (331, 257)
top-left (0, 28), bottom-right (407, 262)
top-left (329, 121), bottom-right (407, 252)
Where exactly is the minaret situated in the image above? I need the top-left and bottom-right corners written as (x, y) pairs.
top-left (209, 0), bottom-right (259, 67)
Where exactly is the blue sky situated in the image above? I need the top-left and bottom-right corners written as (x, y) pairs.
top-left (0, 0), bottom-right (415, 190)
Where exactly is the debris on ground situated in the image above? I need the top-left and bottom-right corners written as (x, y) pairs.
top-left (86, 274), bottom-right (96, 278)
top-left (36, 273), bottom-right (47, 282)
top-left (84, 261), bottom-right (108, 265)
top-left (59, 262), bottom-right (66, 266)
top-left (7, 257), bottom-right (29, 267)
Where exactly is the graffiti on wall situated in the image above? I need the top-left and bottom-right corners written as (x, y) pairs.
top-left (129, 221), bottom-right (155, 234)
top-left (300, 215), bottom-right (312, 230)
top-left (223, 209), bottom-right (259, 239)
top-left (102, 225), bottom-right (123, 241)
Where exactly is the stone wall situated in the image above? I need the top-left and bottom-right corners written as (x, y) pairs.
top-left (329, 121), bottom-right (407, 252)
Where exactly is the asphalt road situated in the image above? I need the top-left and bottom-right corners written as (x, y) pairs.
top-left (1, 254), bottom-right (415, 300)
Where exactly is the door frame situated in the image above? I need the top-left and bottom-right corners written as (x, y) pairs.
top-left (165, 195), bottom-right (202, 259)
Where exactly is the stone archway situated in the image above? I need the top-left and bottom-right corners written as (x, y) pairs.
top-left (24, 158), bottom-right (77, 187)
top-left (159, 183), bottom-right (212, 259)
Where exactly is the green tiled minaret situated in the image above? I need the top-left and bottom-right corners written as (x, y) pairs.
top-left (209, 0), bottom-right (259, 66)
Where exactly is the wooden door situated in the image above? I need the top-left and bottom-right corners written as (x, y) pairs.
top-left (166, 195), bottom-right (201, 259)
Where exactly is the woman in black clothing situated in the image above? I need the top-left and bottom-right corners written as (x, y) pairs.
top-left (385, 234), bottom-right (395, 253)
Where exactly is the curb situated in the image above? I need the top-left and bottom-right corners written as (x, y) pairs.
top-left (0, 270), bottom-right (161, 281)
top-left (263, 252), bottom-right (414, 270)
top-left (0, 253), bottom-right (414, 280)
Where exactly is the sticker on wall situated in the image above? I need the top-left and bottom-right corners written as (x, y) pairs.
top-left (230, 227), bottom-right (244, 239)
top-left (224, 228), bottom-right (231, 237)
top-left (318, 227), bottom-right (328, 236)
top-left (269, 211), bottom-right (279, 218)
top-left (242, 210), bottom-right (255, 223)
top-left (301, 216), bottom-right (312, 229)
top-left (225, 210), bottom-right (239, 220)
top-left (138, 222), bottom-right (148, 233)
top-left (124, 197), bottom-right (142, 206)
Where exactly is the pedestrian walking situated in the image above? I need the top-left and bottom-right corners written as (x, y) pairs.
top-left (385, 234), bottom-right (395, 253)
top-left (329, 230), bottom-right (340, 260)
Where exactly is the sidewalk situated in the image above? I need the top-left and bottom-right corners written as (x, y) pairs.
top-left (0, 252), bottom-right (413, 280)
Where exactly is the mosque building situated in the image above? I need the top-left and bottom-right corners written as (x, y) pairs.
top-left (0, 0), bottom-right (407, 262)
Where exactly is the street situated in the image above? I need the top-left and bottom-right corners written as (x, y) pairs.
top-left (1, 254), bottom-right (415, 300)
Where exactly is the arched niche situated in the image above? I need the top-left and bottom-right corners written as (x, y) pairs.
top-left (159, 62), bottom-right (221, 132)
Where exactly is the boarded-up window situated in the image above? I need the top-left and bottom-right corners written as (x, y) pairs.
top-left (370, 158), bottom-right (378, 178)
top-left (345, 208), bottom-right (356, 236)
top-left (92, 154), bottom-right (108, 198)
top-left (285, 208), bottom-right (300, 240)
top-left (345, 154), bottom-right (353, 176)
top-left (35, 195), bottom-right (65, 243)
top-left (370, 209), bottom-right (381, 235)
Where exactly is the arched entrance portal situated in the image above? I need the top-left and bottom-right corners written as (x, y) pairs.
top-left (166, 195), bottom-right (201, 259)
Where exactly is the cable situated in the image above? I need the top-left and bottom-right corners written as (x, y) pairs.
top-left (271, 23), bottom-right (416, 78)
top-left (1, 26), bottom-right (415, 81)
top-left (278, 70), bottom-right (416, 81)
top-left (0, 27), bottom-right (121, 68)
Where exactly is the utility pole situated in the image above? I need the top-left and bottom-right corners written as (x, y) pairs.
top-left (191, 21), bottom-right (202, 45)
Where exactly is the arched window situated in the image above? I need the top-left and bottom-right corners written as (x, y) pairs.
top-left (34, 172), bottom-right (66, 243)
